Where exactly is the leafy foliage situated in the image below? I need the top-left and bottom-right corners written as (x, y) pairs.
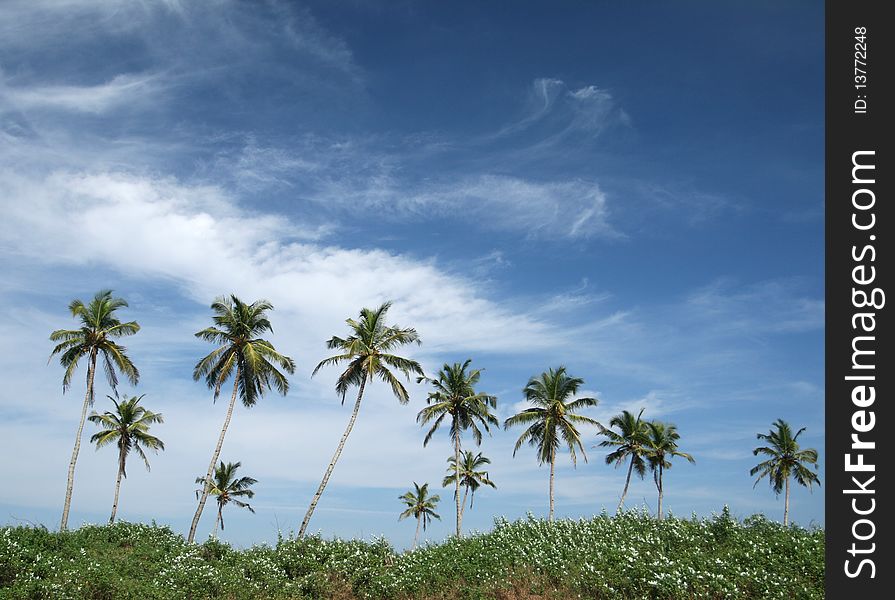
top-left (0, 514), bottom-right (823, 599)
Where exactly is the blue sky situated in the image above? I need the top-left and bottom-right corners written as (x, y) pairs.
top-left (0, 1), bottom-right (824, 549)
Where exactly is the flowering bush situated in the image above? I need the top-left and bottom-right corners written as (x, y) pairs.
top-left (0, 510), bottom-right (823, 599)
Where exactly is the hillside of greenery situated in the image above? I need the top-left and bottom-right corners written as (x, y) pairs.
top-left (0, 509), bottom-right (823, 600)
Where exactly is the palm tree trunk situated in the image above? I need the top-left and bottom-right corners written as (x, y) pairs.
top-left (188, 374), bottom-right (240, 543)
top-left (784, 477), bottom-right (790, 526)
top-left (213, 505), bottom-right (222, 538)
top-left (413, 515), bottom-right (421, 550)
top-left (548, 455), bottom-right (556, 522)
top-left (109, 442), bottom-right (126, 523)
top-left (60, 349), bottom-right (97, 531)
top-left (462, 485), bottom-right (470, 512)
top-left (616, 457), bottom-right (635, 515)
top-left (657, 464), bottom-right (664, 520)
top-left (299, 376), bottom-right (368, 538)
top-left (454, 436), bottom-right (462, 537)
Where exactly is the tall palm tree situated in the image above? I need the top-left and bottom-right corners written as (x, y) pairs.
top-left (644, 421), bottom-right (694, 520)
top-left (299, 302), bottom-right (422, 537)
top-left (195, 461), bottom-right (257, 539)
top-left (398, 482), bottom-right (440, 550)
top-left (442, 451), bottom-right (496, 514)
top-left (88, 395), bottom-right (164, 523)
top-left (597, 408), bottom-right (649, 514)
top-left (49, 289), bottom-right (140, 531)
top-left (750, 419), bottom-right (820, 526)
top-left (188, 295), bottom-right (295, 543)
top-left (417, 359), bottom-right (497, 537)
top-left (504, 367), bottom-right (599, 521)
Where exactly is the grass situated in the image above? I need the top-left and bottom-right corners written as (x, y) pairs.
top-left (0, 508), bottom-right (823, 599)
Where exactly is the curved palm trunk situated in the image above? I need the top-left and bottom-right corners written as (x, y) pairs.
top-left (213, 505), bottom-right (223, 538)
top-left (109, 442), bottom-right (127, 523)
top-left (454, 436), bottom-right (462, 537)
top-left (61, 349), bottom-right (97, 531)
top-left (462, 485), bottom-right (470, 513)
top-left (783, 477), bottom-right (790, 526)
top-left (656, 463), bottom-right (664, 520)
top-left (189, 374), bottom-right (240, 543)
top-left (548, 455), bottom-right (556, 522)
top-left (616, 456), bottom-right (636, 515)
top-left (299, 377), bottom-right (368, 538)
top-left (412, 515), bottom-right (421, 550)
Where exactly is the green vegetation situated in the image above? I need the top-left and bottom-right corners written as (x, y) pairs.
top-left (0, 511), bottom-right (823, 599)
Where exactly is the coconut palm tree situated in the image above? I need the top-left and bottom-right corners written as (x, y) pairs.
top-left (299, 302), bottom-right (422, 537)
top-left (88, 395), bottom-right (164, 523)
top-left (195, 461), bottom-right (257, 539)
top-left (398, 482), bottom-right (441, 550)
top-left (504, 367), bottom-right (599, 521)
top-left (49, 289), bottom-right (140, 530)
top-left (597, 408), bottom-right (649, 514)
top-left (188, 295), bottom-right (295, 543)
top-left (750, 419), bottom-right (820, 526)
top-left (644, 421), bottom-right (694, 520)
top-left (442, 451), bottom-right (496, 514)
top-left (417, 359), bottom-right (497, 537)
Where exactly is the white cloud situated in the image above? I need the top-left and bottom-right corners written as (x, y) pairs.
top-left (2, 73), bottom-right (164, 115)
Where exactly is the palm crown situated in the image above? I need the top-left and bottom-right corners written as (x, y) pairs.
top-left (313, 301), bottom-right (423, 403)
top-left (50, 289), bottom-right (140, 397)
top-left (193, 295), bottom-right (296, 406)
top-left (89, 395), bottom-right (164, 477)
top-left (645, 421), bottom-right (694, 473)
top-left (505, 366), bottom-right (599, 466)
top-left (195, 461), bottom-right (257, 532)
top-left (442, 451), bottom-right (496, 509)
top-left (399, 482), bottom-right (441, 530)
top-left (417, 359), bottom-right (498, 446)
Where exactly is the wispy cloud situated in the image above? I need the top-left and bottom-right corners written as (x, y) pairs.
top-left (2, 73), bottom-right (164, 114)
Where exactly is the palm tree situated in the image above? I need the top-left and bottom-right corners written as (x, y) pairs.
top-left (195, 461), bottom-right (257, 539)
top-left (644, 421), bottom-right (694, 520)
top-left (442, 451), bottom-right (496, 514)
top-left (750, 419), bottom-right (820, 525)
top-left (188, 295), bottom-right (295, 543)
top-left (597, 408), bottom-right (649, 514)
top-left (417, 359), bottom-right (497, 537)
top-left (88, 395), bottom-right (164, 523)
top-left (49, 290), bottom-right (140, 531)
top-left (299, 302), bottom-right (423, 537)
top-left (398, 482), bottom-right (440, 550)
top-left (504, 367), bottom-right (599, 521)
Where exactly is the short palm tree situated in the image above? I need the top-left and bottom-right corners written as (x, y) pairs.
top-left (597, 408), bottom-right (649, 514)
top-left (750, 419), bottom-right (820, 525)
top-left (644, 421), bottom-right (694, 520)
top-left (442, 451), bottom-right (496, 514)
top-left (195, 461), bottom-right (257, 539)
top-left (188, 295), bottom-right (295, 543)
top-left (504, 367), bottom-right (599, 521)
top-left (398, 482), bottom-right (441, 550)
top-left (299, 302), bottom-right (423, 537)
top-left (88, 395), bottom-right (164, 523)
top-left (49, 289), bottom-right (140, 530)
top-left (417, 359), bottom-right (497, 537)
